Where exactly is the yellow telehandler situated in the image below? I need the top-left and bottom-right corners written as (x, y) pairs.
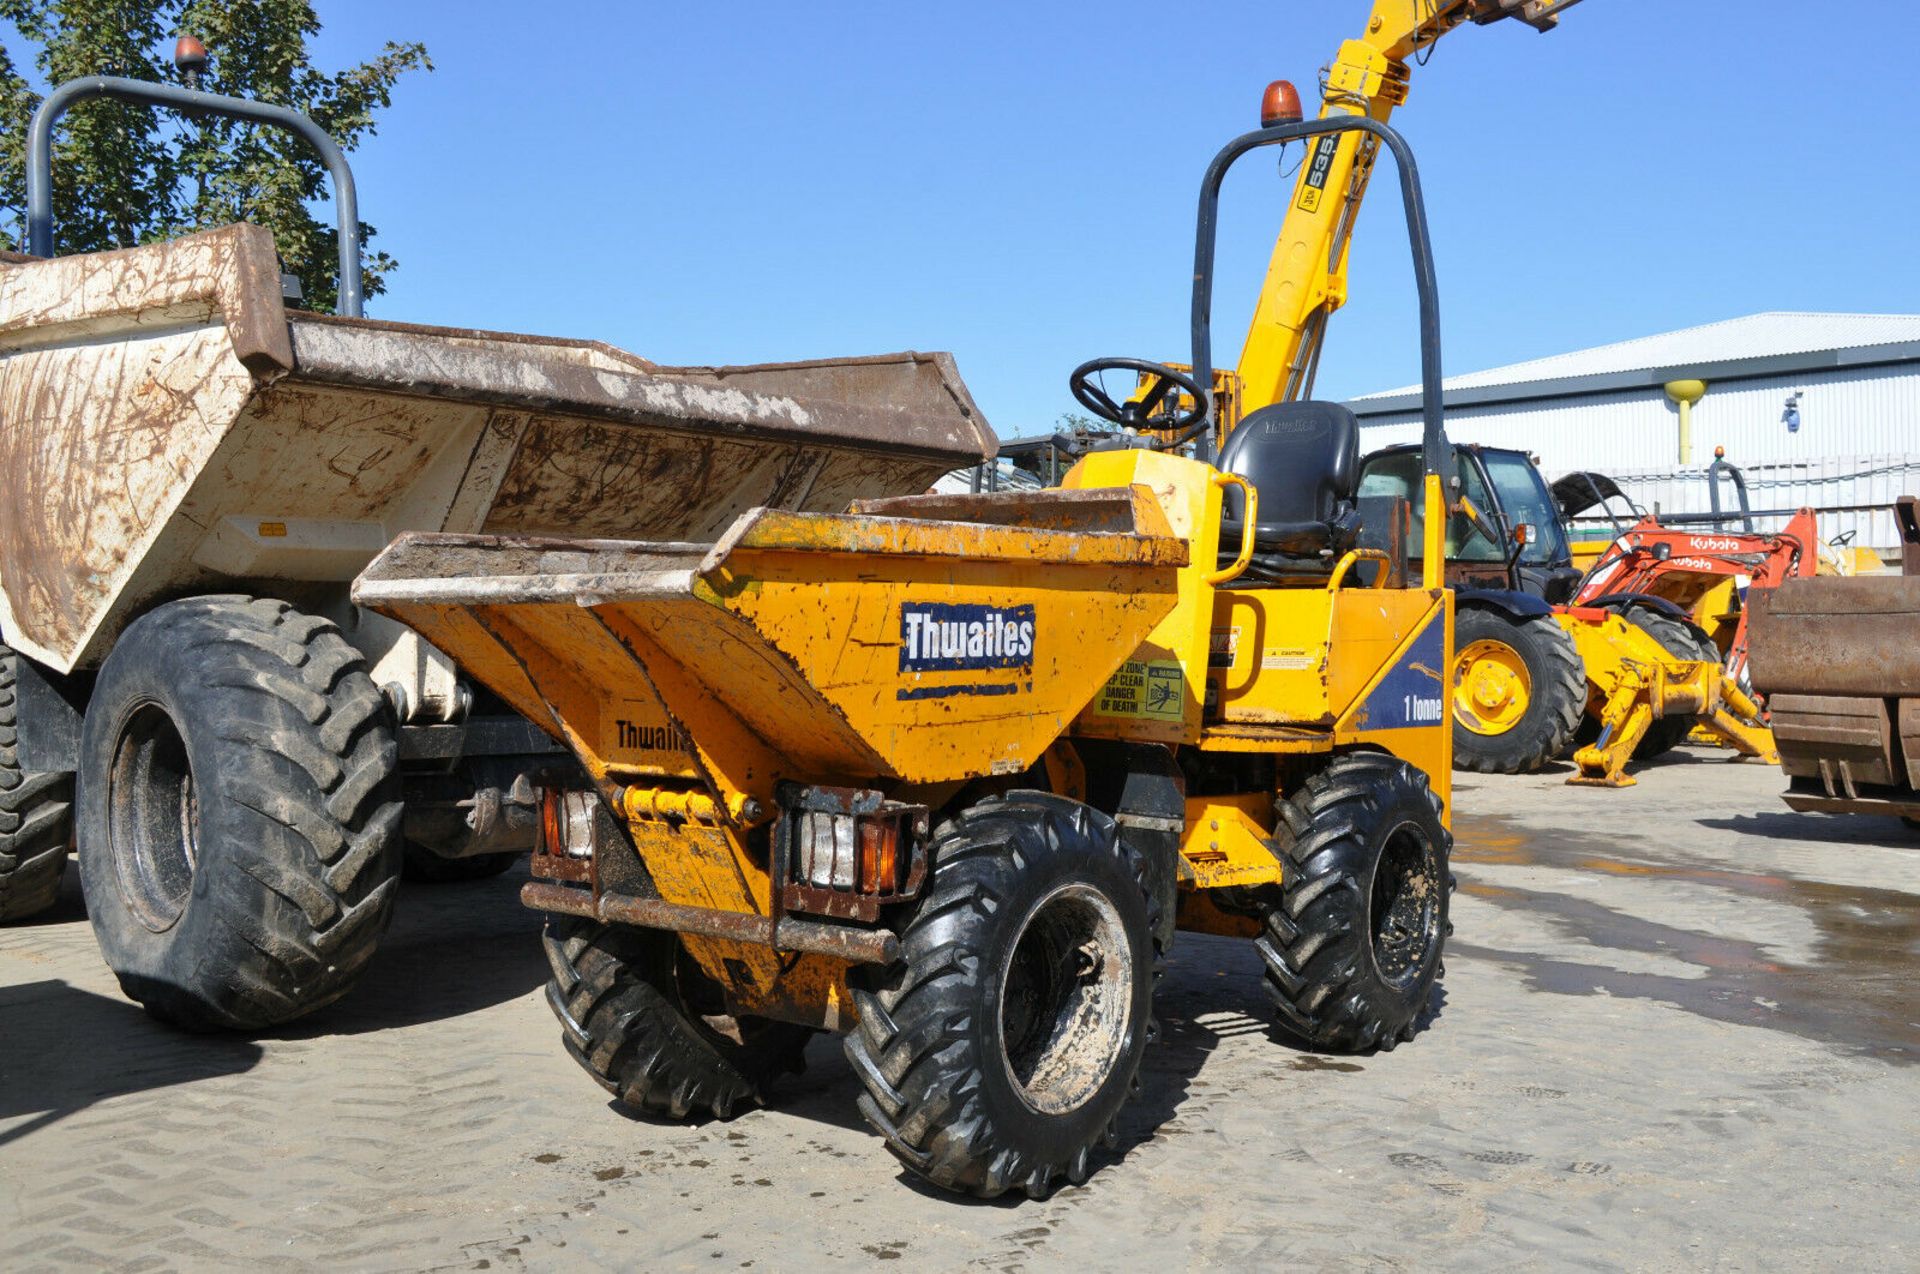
top-left (356, 110), bottom-right (1464, 1199)
top-left (1098, 1), bottom-right (1771, 789)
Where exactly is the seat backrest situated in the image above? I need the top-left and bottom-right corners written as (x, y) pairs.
top-left (1216, 400), bottom-right (1361, 531)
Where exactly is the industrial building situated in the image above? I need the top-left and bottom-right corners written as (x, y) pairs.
top-left (1349, 312), bottom-right (1920, 552)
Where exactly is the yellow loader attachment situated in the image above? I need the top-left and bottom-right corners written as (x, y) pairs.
top-left (1559, 609), bottom-right (1777, 787)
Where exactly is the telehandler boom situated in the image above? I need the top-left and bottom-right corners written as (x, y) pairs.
top-left (1235, 0), bottom-right (1584, 420)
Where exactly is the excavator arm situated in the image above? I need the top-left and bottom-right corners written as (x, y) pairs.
top-left (1231, 0), bottom-right (1583, 421)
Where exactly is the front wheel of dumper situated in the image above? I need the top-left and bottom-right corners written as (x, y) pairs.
top-left (1257, 752), bottom-right (1451, 1053)
top-left (544, 916), bottom-right (812, 1120)
top-left (845, 792), bottom-right (1160, 1200)
top-left (76, 597), bottom-right (403, 1030)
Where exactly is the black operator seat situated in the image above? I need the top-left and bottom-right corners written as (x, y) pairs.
top-left (1216, 400), bottom-right (1362, 574)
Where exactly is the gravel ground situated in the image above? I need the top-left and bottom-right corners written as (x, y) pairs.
top-left (3, 748), bottom-right (1917, 1271)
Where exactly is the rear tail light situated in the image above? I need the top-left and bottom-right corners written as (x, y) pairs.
top-left (779, 783), bottom-right (928, 921)
top-left (540, 786), bottom-right (601, 859)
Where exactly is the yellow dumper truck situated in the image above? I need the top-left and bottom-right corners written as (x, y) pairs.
top-left (355, 112), bottom-right (1460, 1199)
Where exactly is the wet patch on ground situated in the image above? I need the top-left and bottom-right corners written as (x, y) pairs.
top-left (1453, 811), bottom-right (1920, 1063)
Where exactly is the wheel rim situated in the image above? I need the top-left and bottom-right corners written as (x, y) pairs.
top-left (1453, 638), bottom-right (1533, 735)
top-left (997, 882), bottom-right (1134, 1116)
top-left (107, 702), bottom-right (199, 932)
top-left (1370, 820), bottom-right (1442, 991)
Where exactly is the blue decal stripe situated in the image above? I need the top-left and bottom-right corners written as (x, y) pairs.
top-left (1353, 610), bottom-right (1448, 731)
top-left (896, 682), bottom-right (1022, 701)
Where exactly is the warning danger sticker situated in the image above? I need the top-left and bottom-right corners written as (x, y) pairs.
top-left (1094, 660), bottom-right (1185, 722)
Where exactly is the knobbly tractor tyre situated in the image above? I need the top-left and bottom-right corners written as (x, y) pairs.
top-left (75, 597), bottom-right (403, 1030)
top-left (402, 844), bottom-right (518, 883)
top-left (0, 640), bottom-right (73, 921)
top-left (1257, 752), bottom-right (1451, 1052)
top-left (845, 792), bottom-right (1160, 1200)
top-left (1449, 607), bottom-right (1584, 774)
top-left (543, 915), bottom-right (811, 1119)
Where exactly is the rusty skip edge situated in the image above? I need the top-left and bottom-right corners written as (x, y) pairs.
top-left (521, 880), bottom-right (900, 966)
top-left (2, 222), bottom-right (997, 464)
top-left (0, 223), bottom-right (293, 372)
top-left (352, 492), bottom-right (1186, 611)
top-left (284, 318), bottom-right (997, 465)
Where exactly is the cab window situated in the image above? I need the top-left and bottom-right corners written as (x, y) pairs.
top-left (1478, 451), bottom-right (1569, 565)
top-left (1355, 451), bottom-right (1496, 560)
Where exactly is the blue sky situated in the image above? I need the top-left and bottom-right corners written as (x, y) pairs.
top-left (275, 2), bottom-right (1916, 437)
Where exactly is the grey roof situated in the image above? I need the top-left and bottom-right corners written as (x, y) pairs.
top-left (1349, 311), bottom-right (1920, 416)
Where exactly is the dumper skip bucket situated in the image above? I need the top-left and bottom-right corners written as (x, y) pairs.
top-left (0, 223), bottom-right (995, 672)
top-left (353, 487), bottom-right (1188, 789)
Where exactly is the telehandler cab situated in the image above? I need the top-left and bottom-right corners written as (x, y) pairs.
top-left (355, 112), bottom-right (1461, 1199)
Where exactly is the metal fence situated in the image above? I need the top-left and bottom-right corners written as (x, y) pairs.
top-left (1576, 453), bottom-right (1920, 553)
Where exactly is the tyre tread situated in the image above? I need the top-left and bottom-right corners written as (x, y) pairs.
top-left (0, 639), bottom-right (74, 922)
top-left (844, 791), bottom-right (1160, 1200)
top-left (1255, 752), bottom-right (1451, 1052)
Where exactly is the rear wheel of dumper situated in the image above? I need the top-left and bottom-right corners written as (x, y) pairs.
top-left (845, 792), bottom-right (1160, 1200)
top-left (0, 640), bottom-right (74, 921)
top-left (1257, 752), bottom-right (1450, 1052)
top-left (1450, 608), bottom-right (1584, 775)
top-left (76, 598), bottom-right (403, 1030)
top-left (543, 915), bottom-right (812, 1119)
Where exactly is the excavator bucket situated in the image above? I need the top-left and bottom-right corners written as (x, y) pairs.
top-left (0, 223), bottom-right (995, 674)
top-left (1749, 571), bottom-right (1920, 817)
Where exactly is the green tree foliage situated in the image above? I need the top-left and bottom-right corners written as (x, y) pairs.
top-left (0, 1), bottom-right (429, 310)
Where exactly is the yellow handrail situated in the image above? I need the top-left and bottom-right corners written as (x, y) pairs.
top-left (1327, 548), bottom-right (1391, 592)
top-left (1207, 473), bottom-right (1259, 585)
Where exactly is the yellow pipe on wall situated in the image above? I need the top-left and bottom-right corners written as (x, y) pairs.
top-left (1664, 379), bottom-right (1707, 465)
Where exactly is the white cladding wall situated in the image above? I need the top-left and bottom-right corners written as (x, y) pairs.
top-left (1355, 362), bottom-right (1920, 550)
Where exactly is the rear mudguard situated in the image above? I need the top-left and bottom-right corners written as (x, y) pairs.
top-left (1576, 591), bottom-right (1690, 623)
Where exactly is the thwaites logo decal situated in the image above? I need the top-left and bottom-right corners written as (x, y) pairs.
top-left (615, 719), bottom-right (694, 753)
top-left (899, 602), bottom-right (1035, 672)
top-left (896, 602), bottom-right (1037, 702)
top-left (1353, 615), bottom-right (1446, 731)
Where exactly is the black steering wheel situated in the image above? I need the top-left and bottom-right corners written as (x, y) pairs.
top-left (1069, 357), bottom-right (1209, 433)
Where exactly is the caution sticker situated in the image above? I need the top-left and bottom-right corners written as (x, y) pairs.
top-left (1094, 660), bottom-right (1186, 721)
top-left (1261, 647), bottom-right (1317, 671)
